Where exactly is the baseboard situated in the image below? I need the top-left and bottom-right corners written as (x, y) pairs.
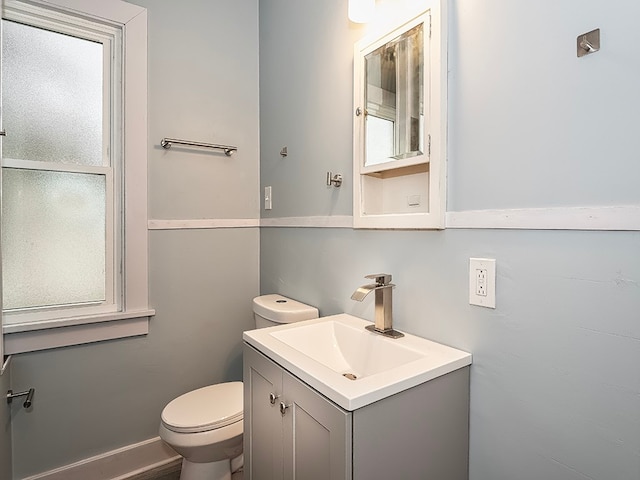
top-left (21, 436), bottom-right (181, 480)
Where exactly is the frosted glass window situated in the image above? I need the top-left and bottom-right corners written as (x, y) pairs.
top-left (0, 0), bottom-right (150, 352)
top-left (2, 20), bottom-right (104, 166)
top-left (1, 169), bottom-right (106, 310)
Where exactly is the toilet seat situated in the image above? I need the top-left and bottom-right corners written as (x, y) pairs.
top-left (161, 382), bottom-right (243, 434)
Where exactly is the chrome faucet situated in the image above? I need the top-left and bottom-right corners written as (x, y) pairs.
top-left (351, 274), bottom-right (404, 339)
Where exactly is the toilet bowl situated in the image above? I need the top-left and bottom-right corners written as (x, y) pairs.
top-left (159, 295), bottom-right (318, 480)
top-left (160, 383), bottom-right (243, 480)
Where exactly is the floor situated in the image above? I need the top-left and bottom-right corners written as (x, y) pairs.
top-left (130, 459), bottom-right (243, 480)
top-left (128, 460), bottom-right (181, 480)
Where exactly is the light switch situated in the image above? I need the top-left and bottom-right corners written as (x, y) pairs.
top-left (264, 186), bottom-right (272, 210)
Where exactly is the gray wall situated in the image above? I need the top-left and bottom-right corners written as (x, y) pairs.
top-left (5, 0), bottom-right (640, 479)
top-left (260, 1), bottom-right (640, 480)
top-left (1, 366), bottom-right (11, 480)
top-left (9, 1), bottom-right (260, 477)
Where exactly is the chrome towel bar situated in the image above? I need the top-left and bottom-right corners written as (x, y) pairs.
top-left (160, 137), bottom-right (237, 156)
top-left (7, 388), bottom-right (35, 408)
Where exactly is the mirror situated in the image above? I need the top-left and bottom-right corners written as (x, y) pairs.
top-left (365, 23), bottom-right (423, 167)
top-left (353, 4), bottom-right (446, 230)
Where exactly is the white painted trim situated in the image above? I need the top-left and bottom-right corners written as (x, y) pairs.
top-left (353, 1), bottom-right (447, 230)
top-left (3, 309), bottom-right (155, 333)
top-left (148, 218), bottom-right (260, 230)
top-left (148, 206), bottom-right (640, 232)
top-left (4, 315), bottom-right (151, 355)
top-left (261, 216), bottom-right (354, 228)
top-left (1, 0), bottom-right (151, 354)
top-left (20, 436), bottom-right (179, 480)
top-left (25, 0), bottom-right (146, 24)
top-left (445, 206), bottom-right (640, 231)
top-left (121, 6), bottom-right (150, 314)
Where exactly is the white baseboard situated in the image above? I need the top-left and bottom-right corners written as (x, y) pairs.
top-left (21, 436), bottom-right (180, 480)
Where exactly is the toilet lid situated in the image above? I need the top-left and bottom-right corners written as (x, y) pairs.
top-left (161, 382), bottom-right (243, 434)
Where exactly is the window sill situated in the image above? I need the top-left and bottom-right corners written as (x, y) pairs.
top-left (3, 309), bottom-right (155, 354)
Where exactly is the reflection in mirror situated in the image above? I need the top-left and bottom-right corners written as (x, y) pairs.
top-left (364, 23), bottom-right (423, 167)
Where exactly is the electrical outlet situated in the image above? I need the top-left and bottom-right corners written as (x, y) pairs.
top-left (469, 258), bottom-right (496, 308)
top-left (475, 268), bottom-right (487, 296)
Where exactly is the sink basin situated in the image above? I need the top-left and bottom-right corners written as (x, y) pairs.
top-left (270, 318), bottom-right (423, 379)
top-left (243, 313), bottom-right (471, 410)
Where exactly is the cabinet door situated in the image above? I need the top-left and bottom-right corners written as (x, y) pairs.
top-left (282, 371), bottom-right (352, 480)
top-left (244, 345), bottom-right (285, 480)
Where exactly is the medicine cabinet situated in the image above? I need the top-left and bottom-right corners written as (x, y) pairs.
top-left (353, 2), bottom-right (446, 229)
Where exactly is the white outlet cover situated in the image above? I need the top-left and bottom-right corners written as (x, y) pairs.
top-left (469, 258), bottom-right (496, 308)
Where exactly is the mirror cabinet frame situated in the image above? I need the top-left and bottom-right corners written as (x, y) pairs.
top-left (353, 1), bottom-right (447, 229)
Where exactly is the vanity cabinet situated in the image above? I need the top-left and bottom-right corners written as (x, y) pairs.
top-left (244, 343), bottom-right (470, 480)
top-left (243, 345), bottom-right (352, 480)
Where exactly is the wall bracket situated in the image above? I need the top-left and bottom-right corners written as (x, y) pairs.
top-left (326, 172), bottom-right (343, 187)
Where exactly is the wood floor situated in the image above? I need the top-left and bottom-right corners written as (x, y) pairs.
top-left (127, 459), bottom-right (181, 480)
top-left (128, 459), bottom-right (243, 480)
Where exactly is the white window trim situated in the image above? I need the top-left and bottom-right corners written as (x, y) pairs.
top-left (2, 4), bottom-right (120, 323)
top-left (2, 0), bottom-right (154, 354)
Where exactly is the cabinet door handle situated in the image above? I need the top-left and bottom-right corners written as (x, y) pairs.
top-left (269, 392), bottom-right (280, 405)
top-left (279, 401), bottom-right (291, 415)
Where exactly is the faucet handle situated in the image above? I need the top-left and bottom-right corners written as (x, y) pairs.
top-left (364, 273), bottom-right (392, 285)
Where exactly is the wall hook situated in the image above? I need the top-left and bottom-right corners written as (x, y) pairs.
top-left (577, 28), bottom-right (600, 57)
top-left (280, 146), bottom-right (288, 157)
top-left (580, 37), bottom-right (595, 53)
top-left (326, 172), bottom-right (343, 187)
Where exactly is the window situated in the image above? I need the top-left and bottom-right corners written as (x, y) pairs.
top-left (1, 0), bottom-right (152, 354)
top-left (2, 12), bottom-right (118, 321)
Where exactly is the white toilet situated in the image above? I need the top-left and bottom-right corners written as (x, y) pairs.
top-left (159, 294), bottom-right (319, 480)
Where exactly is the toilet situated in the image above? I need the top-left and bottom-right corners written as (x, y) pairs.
top-left (159, 294), bottom-right (319, 480)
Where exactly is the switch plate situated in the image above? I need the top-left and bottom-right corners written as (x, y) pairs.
top-left (264, 186), bottom-right (272, 210)
top-left (469, 258), bottom-right (496, 308)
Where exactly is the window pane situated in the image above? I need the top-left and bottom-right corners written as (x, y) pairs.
top-left (2, 20), bottom-right (104, 166)
top-left (366, 115), bottom-right (394, 166)
top-left (1, 169), bottom-right (106, 310)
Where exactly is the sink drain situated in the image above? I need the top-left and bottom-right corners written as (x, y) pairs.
top-left (342, 373), bottom-right (357, 381)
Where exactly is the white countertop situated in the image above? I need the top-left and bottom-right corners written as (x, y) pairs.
top-left (243, 313), bottom-right (472, 411)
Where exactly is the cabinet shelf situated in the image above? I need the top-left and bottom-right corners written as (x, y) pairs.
top-left (363, 162), bottom-right (428, 179)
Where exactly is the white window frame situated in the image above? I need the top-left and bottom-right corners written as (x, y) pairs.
top-left (2, 8), bottom-right (120, 322)
top-left (1, 0), bottom-right (153, 354)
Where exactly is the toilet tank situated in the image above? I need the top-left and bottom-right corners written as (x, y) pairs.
top-left (252, 294), bottom-right (319, 329)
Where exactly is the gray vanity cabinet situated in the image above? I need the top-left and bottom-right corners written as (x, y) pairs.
top-left (244, 343), bottom-right (470, 480)
top-left (244, 345), bottom-right (352, 480)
